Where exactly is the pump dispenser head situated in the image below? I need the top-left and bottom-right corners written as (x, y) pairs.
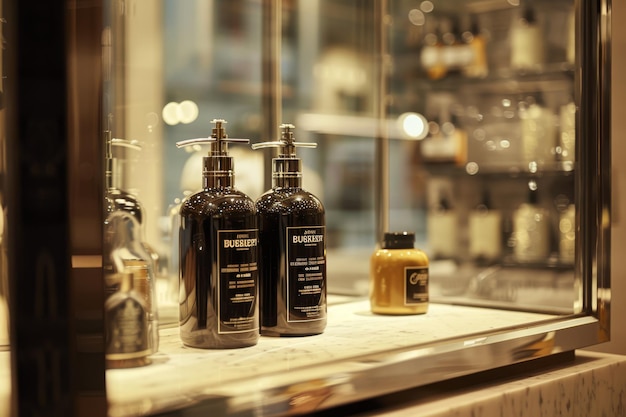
top-left (105, 130), bottom-right (142, 190)
top-left (251, 124), bottom-right (317, 187)
top-left (176, 119), bottom-right (250, 188)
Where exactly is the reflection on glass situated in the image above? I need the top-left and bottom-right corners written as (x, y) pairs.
top-left (388, 0), bottom-right (576, 311)
top-left (103, 134), bottom-right (159, 361)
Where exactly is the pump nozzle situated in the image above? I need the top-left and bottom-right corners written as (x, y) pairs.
top-left (175, 118), bottom-right (250, 189)
top-left (251, 123), bottom-right (317, 158)
top-left (105, 131), bottom-right (142, 190)
top-left (176, 119), bottom-right (250, 154)
top-left (251, 124), bottom-right (318, 187)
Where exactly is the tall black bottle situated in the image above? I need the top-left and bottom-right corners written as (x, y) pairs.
top-left (177, 119), bottom-right (259, 348)
top-left (252, 124), bottom-right (327, 336)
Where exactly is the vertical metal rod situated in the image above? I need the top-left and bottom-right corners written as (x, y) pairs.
top-left (261, 0), bottom-right (282, 191)
top-left (577, 0), bottom-right (611, 339)
top-left (374, 0), bottom-right (389, 244)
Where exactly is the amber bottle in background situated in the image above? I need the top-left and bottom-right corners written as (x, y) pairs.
top-left (462, 15), bottom-right (488, 78)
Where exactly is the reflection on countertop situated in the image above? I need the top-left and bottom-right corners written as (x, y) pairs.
top-left (430, 261), bottom-right (578, 314)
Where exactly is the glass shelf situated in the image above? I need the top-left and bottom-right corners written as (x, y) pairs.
top-left (420, 162), bottom-right (576, 177)
top-left (397, 64), bottom-right (575, 96)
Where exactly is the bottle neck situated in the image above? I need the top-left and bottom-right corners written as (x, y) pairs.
top-left (204, 175), bottom-right (234, 189)
top-left (272, 158), bottom-right (302, 189)
top-left (105, 157), bottom-right (123, 190)
top-left (203, 155), bottom-right (234, 189)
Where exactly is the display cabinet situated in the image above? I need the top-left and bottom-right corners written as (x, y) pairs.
top-left (3, 0), bottom-right (611, 416)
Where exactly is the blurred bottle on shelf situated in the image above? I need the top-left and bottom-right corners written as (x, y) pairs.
top-left (566, 6), bottom-right (576, 65)
top-left (468, 189), bottom-right (502, 265)
top-left (420, 17), bottom-right (446, 80)
top-left (440, 17), bottom-right (462, 77)
top-left (510, 4), bottom-right (545, 71)
top-left (421, 114), bottom-right (467, 166)
top-left (519, 94), bottom-right (557, 169)
top-left (420, 15), bottom-right (488, 80)
top-left (427, 192), bottom-right (458, 261)
top-left (512, 183), bottom-right (551, 263)
top-left (558, 101), bottom-right (576, 167)
top-left (462, 15), bottom-right (488, 79)
top-left (558, 204), bottom-right (576, 265)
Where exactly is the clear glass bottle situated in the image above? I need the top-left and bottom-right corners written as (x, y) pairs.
top-left (103, 131), bottom-right (159, 354)
top-left (519, 94), bottom-right (557, 169)
top-left (559, 204), bottom-right (576, 265)
top-left (252, 124), bottom-right (327, 336)
top-left (469, 189), bottom-right (502, 264)
top-left (427, 193), bottom-right (458, 260)
top-left (370, 232), bottom-right (429, 315)
top-left (510, 4), bottom-right (545, 71)
top-left (512, 183), bottom-right (551, 263)
top-left (177, 119), bottom-right (259, 349)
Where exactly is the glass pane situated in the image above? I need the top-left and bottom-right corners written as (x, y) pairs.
top-left (103, 0), bottom-right (580, 343)
top-left (102, 0), bottom-right (596, 415)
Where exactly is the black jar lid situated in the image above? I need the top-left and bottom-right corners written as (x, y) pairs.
top-left (382, 232), bottom-right (415, 249)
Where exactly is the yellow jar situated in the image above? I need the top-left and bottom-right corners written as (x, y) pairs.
top-left (370, 232), bottom-right (429, 315)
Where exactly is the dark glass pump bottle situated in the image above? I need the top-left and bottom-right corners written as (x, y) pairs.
top-left (104, 133), bottom-right (144, 225)
top-left (177, 119), bottom-right (259, 349)
top-left (252, 124), bottom-right (327, 336)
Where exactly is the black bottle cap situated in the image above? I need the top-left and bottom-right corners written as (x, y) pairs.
top-left (478, 188), bottom-right (492, 210)
top-left (522, 5), bottom-right (537, 25)
top-left (528, 187), bottom-right (538, 205)
top-left (382, 232), bottom-right (415, 249)
top-left (438, 195), bottom-right (452, 211)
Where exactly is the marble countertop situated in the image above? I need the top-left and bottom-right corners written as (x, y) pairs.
top-left (1, 297), bottom-right (618, 417)
top-left (106, 298), bottom-right (558, 416)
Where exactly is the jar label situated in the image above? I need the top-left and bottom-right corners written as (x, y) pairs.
top-left (286, 226), bottom-right (327, 322)
top-left (217, 229), bottom-right (259, 334)
top-left (405, 267), bottom-right (429, 305)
